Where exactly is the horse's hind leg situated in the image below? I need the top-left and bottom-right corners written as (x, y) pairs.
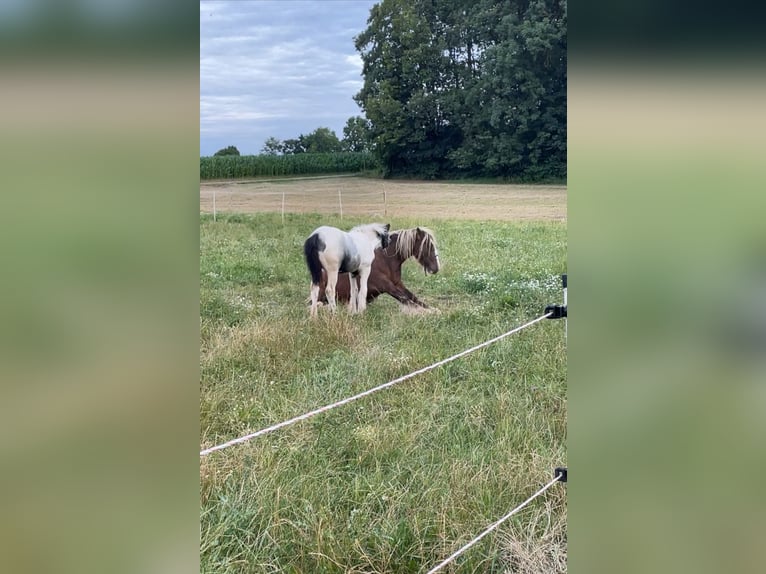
top-left (309, 282), bottom-right (320, 318)
top-left (325, 269), bottom-right (338, 314)
top-left (348, 272), bottom-right (359, 313)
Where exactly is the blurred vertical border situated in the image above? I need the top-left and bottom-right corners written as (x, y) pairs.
top-left (0, 2), bottom-right (199, 573)
top-left (570, 1), bottom-right (766, 573)
top-left (4, 1), bottom-right (766, 573)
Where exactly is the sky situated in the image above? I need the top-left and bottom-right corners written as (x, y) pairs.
top-left (200, 0), bottom-right (379, 156)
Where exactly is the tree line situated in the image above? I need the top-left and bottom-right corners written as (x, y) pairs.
top-left (212, 119), bottom-right (372, 158)
top-left (260, 119), bottom-right (373, 155)
top-left (354, 0), bottom-right (566, 180)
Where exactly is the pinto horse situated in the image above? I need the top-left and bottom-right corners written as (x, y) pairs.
top-left (317, 227), bottom-right (439, 309)
top-left (304, 222), bottom-right (390, 317)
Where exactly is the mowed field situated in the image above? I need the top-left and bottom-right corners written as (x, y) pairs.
top-left (200, 176), bottom-right (567, 222)
top-left (200, 179), bottom-right (567, 573)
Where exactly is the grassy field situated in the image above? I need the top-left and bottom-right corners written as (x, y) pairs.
top-left (200, 204), bottom-right (567, 572)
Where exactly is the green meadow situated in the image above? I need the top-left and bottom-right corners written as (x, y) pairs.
top-left (200, 213), bottom-right (567, 573)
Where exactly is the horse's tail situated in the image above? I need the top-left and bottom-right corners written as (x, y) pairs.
top-left (303, 233), bottom-right (324, 285)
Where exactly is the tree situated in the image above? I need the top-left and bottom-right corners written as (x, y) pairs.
top-left (301, 127), bottom-right (343, 153)
top-left (354, 0), bottom-right (566, 180)
top-left (450, 0), bottom-right (567, 179)
top-left (341, 116), bottom-right (373, 152)
top-left (261, 137), bottom-right (283, 155)
top-left (213, 145), bottom-right (240, 156)
top-left (281, 137), bottom-right (306, 155)
top-left (355, 0), bottom-right (455, 178)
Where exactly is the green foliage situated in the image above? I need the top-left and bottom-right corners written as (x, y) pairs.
top-left (260, 137), bottom-right (282, 156)
top-left (264, 128), bottom-right (344, 157)
top-left (213, 145), bottom-right (240, 157)
top-left (354, 0), bottom-right (567, 181)
top-left (199, 152), bottom-right (378, 179)
top-left (342, 116), bottom-right (373, 152)
top-left (200, 213), bottom-right (567, 572)
top-left (281, 137), bottom-right (306, 155)
top-left (301, 127), bottom-right (343, 153)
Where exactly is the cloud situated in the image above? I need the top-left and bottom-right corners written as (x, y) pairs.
top-left (200, 0), bottom-right (376, 155)
top-left (344, 53), bottom-right (363, 71)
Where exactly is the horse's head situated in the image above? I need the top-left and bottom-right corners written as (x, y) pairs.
top-left (415, 227), bottom-right (440, 275)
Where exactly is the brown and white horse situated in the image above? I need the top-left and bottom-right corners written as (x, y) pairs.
top-left (316, 227), bottom-right (439, 310)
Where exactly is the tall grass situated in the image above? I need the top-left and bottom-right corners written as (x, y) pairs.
top-left (200, 213), bottom-right (567, 573)
top-left (200, 152), bottom-right (378, 180)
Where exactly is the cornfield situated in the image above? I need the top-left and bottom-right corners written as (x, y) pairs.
top-left (200, 152), bottom-right (378, 180)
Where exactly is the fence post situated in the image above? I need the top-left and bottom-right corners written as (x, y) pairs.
top-left (544, 274), bottom-right (567, 340)
top-left (562, 274), bottom-right (567, 341)
top-left (338, 189), bottom-right (343, 220)
top-left (281, 191), bottom-right (285, 225)
top-left (384, 189), bottom-right (387, 217)
top-left (213, 187), bottom-right (217, 222)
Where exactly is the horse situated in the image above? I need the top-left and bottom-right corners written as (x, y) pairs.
top-left (316, 227), bottom-right (440, 310)
top-left (303, 222), bottom-right (390, 317)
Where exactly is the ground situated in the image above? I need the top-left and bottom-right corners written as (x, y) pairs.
top-left (200, 176), bottom-right (567, 222)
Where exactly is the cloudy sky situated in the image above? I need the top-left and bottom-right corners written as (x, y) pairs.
top-left (200, 0), bottom-right (379, 156)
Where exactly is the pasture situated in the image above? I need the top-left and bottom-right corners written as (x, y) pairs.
top-left (200, 182), bottom-right (567, 573)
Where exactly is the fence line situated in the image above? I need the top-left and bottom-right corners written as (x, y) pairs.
top-left (203, 187), bottom-right (395, 222)
top-left (207, 189), bottom-right (386, 198)
top-left (331, 190), bottom-right (383, 198)
top-left (200, 311), bottom-right (552, 456)
top-left (426, 473), bottom-right (564, 574)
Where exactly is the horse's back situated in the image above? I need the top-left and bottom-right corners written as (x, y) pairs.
top-left (307, 226), bottom-right (337, 253)
top-left (310, 225), bottom-right (336, 236)
top-left (308, 225), bottom-right (337, 244)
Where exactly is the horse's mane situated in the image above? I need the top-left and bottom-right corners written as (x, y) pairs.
top-left (350, 222), bottom-right (388, 236)
top-left (391, 227), bottom-right (437, 260)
